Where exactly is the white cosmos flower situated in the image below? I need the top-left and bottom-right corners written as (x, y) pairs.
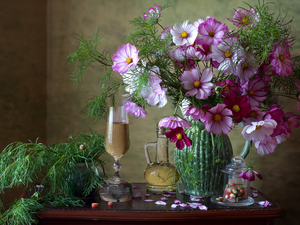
top-left (170, 20), bottom-right (198, 46)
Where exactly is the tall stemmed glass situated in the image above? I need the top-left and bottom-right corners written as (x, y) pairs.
top-left (99, 106), bottom-right (133, 202)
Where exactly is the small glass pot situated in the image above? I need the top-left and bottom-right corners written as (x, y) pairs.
top-left (221, 155), bottom-right (254, 206)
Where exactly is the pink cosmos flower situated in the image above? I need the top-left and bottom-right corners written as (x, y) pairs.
top-left (270, 44), bottom-right (294, 76)
top-left (199, 104), bottom-right (211, 123)
top-left (193, 18), bottom-right (205, 30)
top-left (142, 3), bottom-right (161, 22)
top-left (184, 106), bottom-right (205, 121)
top-left (254, 136), bottom-right (278, 156)
top-left (169, 47), bottom-right (186, 62)
top-left (239, 167), bottom-right (263, 181)
top-left (158, 116), bottom-right (191, 129)
top-left (223, 95), bottom-right (251, 123)
top-left (124, 101), bottom-right (147, 119)
top-left (284, 112), bottom-right (300, 134)
top-left (165, 127), bottom-right (192, 150)
top-left (204, 103), bottom-right (233, 135)
top-left (197, 44), bottom-right (212, 62)
top-left (216, 79), bottom-right (242, 98)
top-left (161, 26), bottom-right (172, 40)
top-left (241, 118), bottom-right (277, 142)
top-left (180, 67), bottom-right (214, 100)
top-left (241, 77), bottom-right (268, 107)
top-left (228, 7), bottom-right (259, 28)
top-left (142, 72), bottom-right (168, 109)
top-left (198, 17), bottom-right (228, 45)
top-left (210, 38), bottom-right (244, 73)
top-left (243, 107), bottom-right (264, 125)
top-left (170, 20), bottom-right (198, 46)
top-left (112, 43), bottom-right (140, 74)
top-left (236, 55), bottom-right (257, 84)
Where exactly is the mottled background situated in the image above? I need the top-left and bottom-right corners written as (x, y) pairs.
top-left (0, 0), bottom-right (300, 224)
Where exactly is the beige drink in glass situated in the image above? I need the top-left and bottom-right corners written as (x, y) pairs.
top-left (99, 106), bottom-right (133, 202)
top-left (105, 122), bottom-right (130, 160)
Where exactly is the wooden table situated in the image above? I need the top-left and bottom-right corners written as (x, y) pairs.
top-left (22, 183), bottom-right (283, 225)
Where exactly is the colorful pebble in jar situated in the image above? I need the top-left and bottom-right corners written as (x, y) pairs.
top-left (223, 183), bottom-right (248, 203)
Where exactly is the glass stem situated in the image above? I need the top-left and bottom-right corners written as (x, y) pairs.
top-left (113, 159), bottom-right (122, 179)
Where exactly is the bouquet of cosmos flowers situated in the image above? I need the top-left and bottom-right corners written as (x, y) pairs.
top-left (68, 2), bottom-right (300, 181)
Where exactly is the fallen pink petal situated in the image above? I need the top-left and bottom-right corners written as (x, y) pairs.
top-left (160, 197), bottom-right (169, 201)
top-left (171, 204), bottom-right (179, 209)
top-left (133, 185), bottom-right (140, 189)
top-left (188, 202), bottom-right (203, 208)
top-left (163, 191), bottom-right (176, 195)
top-left (155, 200), bottom-right (167, 205)
top-left (198, 205), bottom-right (208, 210)
top-left (174, 199), bottom-right (182, 204)
top-left (132, 191), bottom-right (142, 198)
top-left (179, 203), bottom-right (190, 208)
top-left (142, 199), bottom-right (155, 202)
top-left (257, 200), bottom-right (272, 207)
top-left (144, 193), bottom-right (150, 198)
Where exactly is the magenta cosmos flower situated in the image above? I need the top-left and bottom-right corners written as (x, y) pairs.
top-left (158, 116), bottom-right (191, 129)
top-left (241, 77), bottom-right (268, 107)
top-left (204, 103), bottom-right (233, 135)
top-left (165, 127), bottom-right (192, 150)
top-left (180, 67), bottom-right (214, 100)
top-left (243, 107), bottom-right (264, 126)
top-left (112, 43), bottom-right (140, 74)
top-left (223, 95), bottom-right (251, 123)
top-left (124, 101), bottom-right (147, 119)
top-left (239, 167), bottom-right (262, 181)
top-left (241, 118), bottom-right (277, 142)
top-left (198, 17), bottom-right (228, 45)
top-left (228, 7), bottom-right (259, 28)
top-left (170, 20), bottom-right (198, 46)
top-left (216, 79), bottom-right (242, 98)
top-left (270, 44), bottom-right (294, 76)
top-left (296, 79), bottom-right (300, 112)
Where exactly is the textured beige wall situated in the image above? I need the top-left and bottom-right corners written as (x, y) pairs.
top-left (47, 1), bottom-right (300, 224)
top-left (0, 0), bottom-right (47, 211)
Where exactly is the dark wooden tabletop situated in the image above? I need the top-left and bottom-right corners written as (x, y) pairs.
top-left (23, 183), bottom-right (284, 225)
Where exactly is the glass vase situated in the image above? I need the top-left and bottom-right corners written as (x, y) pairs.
top-left (174, 120), bottom-right (233, 197)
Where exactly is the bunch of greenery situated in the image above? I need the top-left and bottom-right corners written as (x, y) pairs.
top-left (0, 131), bottom-right (106, 225)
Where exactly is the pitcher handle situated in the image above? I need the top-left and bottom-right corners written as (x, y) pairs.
top-left (238, 123), bottom-right (251, 159)
top-left (240, 140), bottom-right (251, 159)
top-left (144, 142), bottom-right (156, 165)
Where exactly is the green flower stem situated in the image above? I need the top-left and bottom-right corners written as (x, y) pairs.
top-left (174, 89), bottom-right (183, 115)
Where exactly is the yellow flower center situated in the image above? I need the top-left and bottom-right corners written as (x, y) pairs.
top-left (243, 62), bottom-right (249, 69)
top-left (214, 114), bottom-right (222, 121)
top-left (208, 31), bottom-right (215, 37)
top-left (241, 17), bottom-right (249, 25)
top-left (126, 57), bottom-right (132, 64)
top-left (203, 108), bottom-right (208, 113)
top-left (225, 50), bottom-right (233, 58)
top-left (256, 125), bottom-right (262, 130)
top-left (250, 111), bottom-right (257, 118)
top-left (248, 89), bottom-right (254, 96)
top-left (194, 81), bottom-right (201, 88)
top-left (224, 85), bottom-right (230, 92)
top-left (176, 133), bottom-right (183, 140)
top-left (279, 54), bottom-right (285, 62)
top-left (287, 120), bottom-right (291, 124)
top-left (181, 31), bottom-right (188, 38)
top-left (232, 105), bottom-right (240, 112)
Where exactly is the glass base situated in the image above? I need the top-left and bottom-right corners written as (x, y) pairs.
top-left (99, 178), bottom-right (133, 202)
top-left (210, 195), bottom-right (254, 206)
top-left (146, 183), bottom-right (176, 192)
